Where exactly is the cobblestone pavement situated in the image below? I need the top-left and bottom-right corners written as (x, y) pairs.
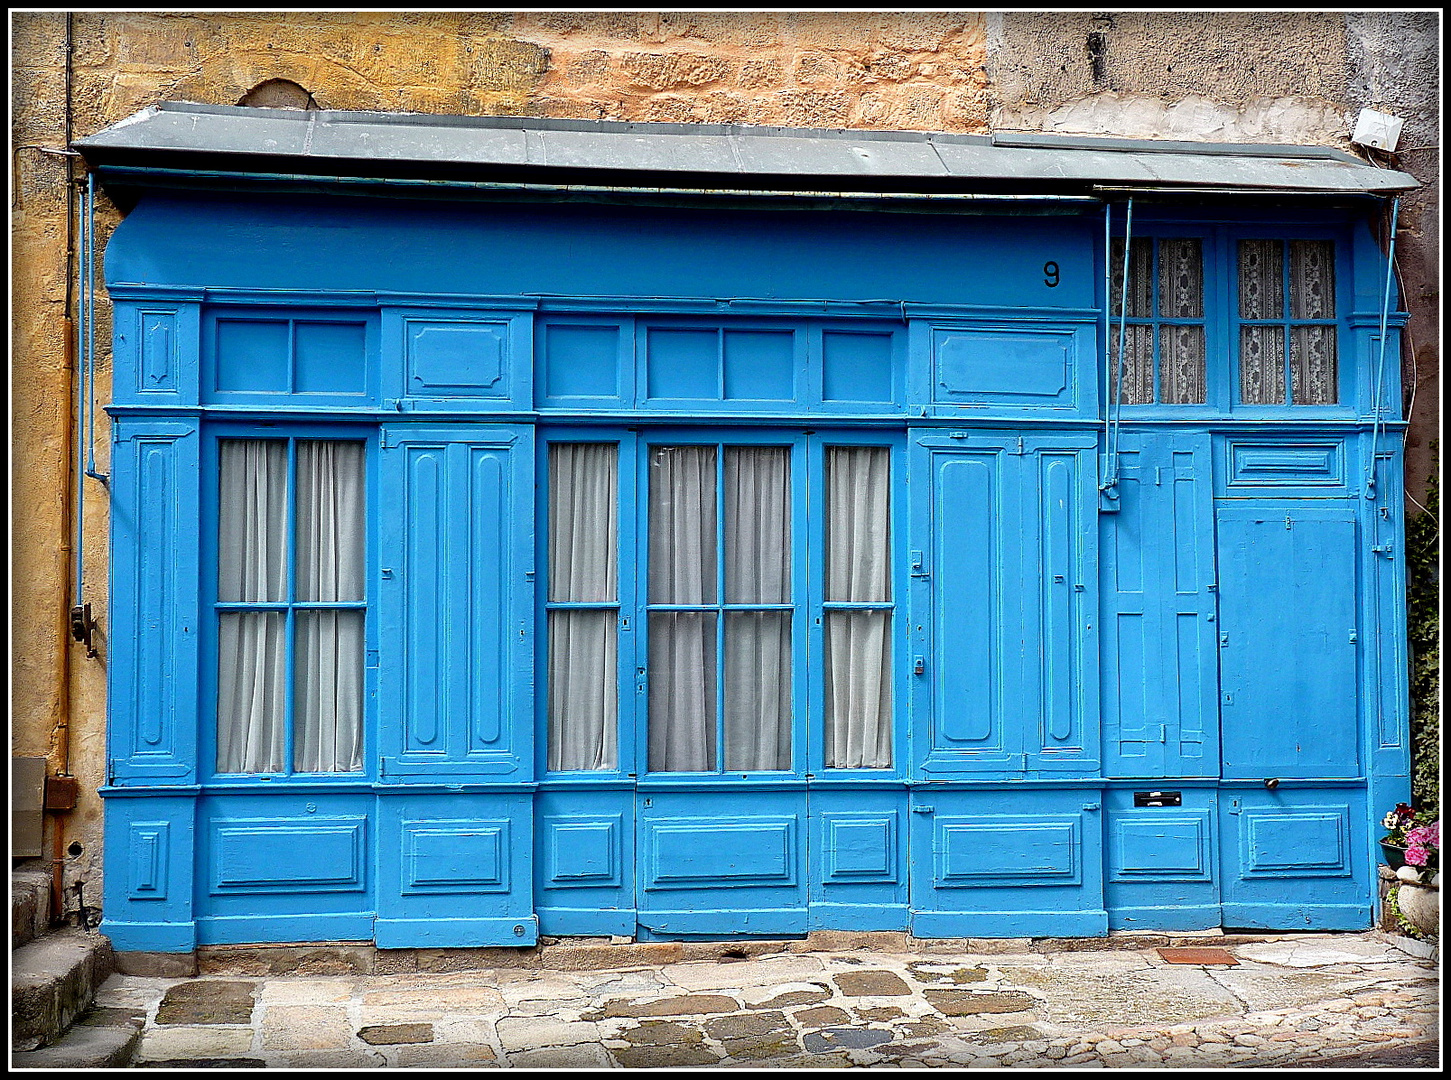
top-left (94, 931), bottom-right (1438, 1069)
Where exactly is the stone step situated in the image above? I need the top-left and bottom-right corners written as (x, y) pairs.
top-left (11, 927), bottom-right (115, 1052)
top-left (9, 1007), bottom-right (143, 1069)
top-left (11, 865), bottom-right (53, 949)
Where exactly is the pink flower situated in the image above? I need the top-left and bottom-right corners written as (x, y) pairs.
top-left (1405, 846), bottom-right (1428, 866)
top-left (1406, 822), bottom-right (1440, 850)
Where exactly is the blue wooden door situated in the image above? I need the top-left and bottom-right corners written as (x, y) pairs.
top-left (908, 431), bottom-right (1107, 937)
top-left (373, 424), bottom-right (539, 947)
top-left (633, 435), bottom-right (810, 938)
top-left (1216, 505), bottom-right (1360, 780)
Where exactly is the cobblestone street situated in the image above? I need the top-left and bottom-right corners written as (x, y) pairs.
top-left (82, 931), bottom-right (1440, 1069)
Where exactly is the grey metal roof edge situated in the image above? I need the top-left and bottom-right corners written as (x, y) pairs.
top-left (74, 101), bottom-right (1419, 196)
top-left (990, 130), bottom-right (1369, 165)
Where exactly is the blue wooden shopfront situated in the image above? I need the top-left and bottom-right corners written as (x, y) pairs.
top-left (80, 106), bottom-right (1416, 956)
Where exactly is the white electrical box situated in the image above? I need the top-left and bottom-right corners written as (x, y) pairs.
top-left (1351, 108), bottom-right (1404, 152)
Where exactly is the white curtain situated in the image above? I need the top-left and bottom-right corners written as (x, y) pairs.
top-left (216, 438), bottom-right (364, 774)
top-left (824, 446), bottom-right (893, 768)
top-left (648, 446), bottom-right (718, 771)
top-left (723, 447), bottom-right (792, 771)
top-left (547, 443), bottom-right (619, 771)
top-left (292, 440), bottom-right (365, 773)
top-left (217, 440), bottom-right (288, 773)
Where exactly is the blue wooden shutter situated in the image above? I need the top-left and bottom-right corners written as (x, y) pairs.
top-left (377, 424), bottom-right (535, 782)
top-left (1101, 433), bottom-right (1219, 777)
top-left (912, 431), bottom-right (1097, 779)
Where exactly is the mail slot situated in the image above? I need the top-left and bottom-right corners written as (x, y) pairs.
top-left (1134, 790), bottom-right (1183, 807)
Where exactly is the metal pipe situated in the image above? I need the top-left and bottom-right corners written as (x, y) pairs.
top-left (1106, 196), bottom-right (1134, 488)
top-left (1367, 196), bottom-right (1401, 501)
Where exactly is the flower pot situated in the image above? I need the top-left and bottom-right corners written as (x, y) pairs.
top-left (1397, 881), bottom-right (1440, 937)
top-left (1381, 842), bottom-right (1408, 870)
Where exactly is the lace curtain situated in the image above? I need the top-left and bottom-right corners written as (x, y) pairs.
top-left (1110, 237), bottom-right (1205, 405)
top-left (1239, 239), bottom-right (1336, 405)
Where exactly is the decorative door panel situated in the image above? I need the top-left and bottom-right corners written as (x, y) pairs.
top-left (1216, 505), bottom-right (1359, 779)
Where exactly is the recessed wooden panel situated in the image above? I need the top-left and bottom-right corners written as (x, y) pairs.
top-left (645, 327), bottom-right (719, 400)
top-left (1110, 812), bottom-right (1212, 882)
top-left (128, 822), bottom-right (170, 900)
top-left (211, 819), bottom-right (365, 893)
top-left (1239, 807), bottom-right (1351, 877)
top-left (936, 816), bottom-right (1080, 887)
top-left (543, 815), bottom-right (622, 888)
top-left (215, 319), bottom-right (289, 393)
top-left (821, 813), bottom-right (897, 884)
top-left (294, 321), bottom-right (366, 395)
top-left (645, 817), bottom-right (796, 888)
top-left (138, 310), bottom-right (177, 393)
top-left (934, 327), bottom-right (1074, 404)
top-left (403, 820), bottom-right (509, 893)
top-left (723, 329), bottom-right (794, 400)
top-left (543, 324), bottom-right (621, 400)
top-left (406, 320), bottom-right (508, 397)
top-left (823, 330), bottom-right (894, 403)
top-left (1226, 439), bottom-right (1345, 488)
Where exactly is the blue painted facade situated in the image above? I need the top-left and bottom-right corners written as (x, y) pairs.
top-left (99, 188), bottom-right (1410, 952)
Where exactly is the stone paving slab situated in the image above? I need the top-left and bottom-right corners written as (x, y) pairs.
top-left (101, 930), bottom-right (1440, 1069)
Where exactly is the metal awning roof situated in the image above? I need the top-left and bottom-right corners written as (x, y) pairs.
top-left (74, 101), bottom-right (1418, 199)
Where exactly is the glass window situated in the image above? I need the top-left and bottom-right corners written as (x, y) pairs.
top-left (647, 444), bottom-right (793, 773)
top-left (1110, 237), bottom-right (1206, 405)
top-left (1237, 239), bottom-right (1338, 405)
top-left (546, 443), bottom-right (619, 771)
top-left (823, 446), bottom-right (893, 769)
top-left (216, 438), bottom-right (366, 774)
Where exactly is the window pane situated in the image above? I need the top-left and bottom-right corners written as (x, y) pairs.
top-left (825, 447), bottom-right (890, 603)
top-left (648, 611), bottom-right (717, 771)
top-left (825, 446), bottom-right (892, 770)
top-left (1112, 325), bottom-right (1155, 405)
top-left (1158, 238), bottom-right (1204, 318)
top-left (1109, 237), bottom-right (1153, 318)
top-left (1291, 326), bottom-right (1338, 405)
top-left (824, 611), bottom-right (892, 769)
top-left (648, 446), bottom-right (717, 604)
top-left (293, 610), bottom-right (364, 773)
top-left (217, 611), bottom-right (286, 772)
top-left (724, 611), bottom-right (792, 771)
top-left (1159, 325), bottom-right (1206, 404)
top-left (295, 440), bottom-right (366, 603)
top-left (218, 439), bottom-right (287, 603)
top-left (548, 443), bottom-right (617, 603)
top-left (725, 446), bottom-right (791, 604)
top-left (1290, 240), bottom-right (1335, 319)
top-left (1239, 240), bottom-right (1284, 319)
top-left (1240, 325), bottom-right (1286, 405)
top-left (548, 610), bottom-right (618, 771)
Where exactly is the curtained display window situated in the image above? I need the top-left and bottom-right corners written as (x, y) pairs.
top-left (215, 437), bottom-right (367, 774)
top-left (544, 433), bottom-right (896, 776)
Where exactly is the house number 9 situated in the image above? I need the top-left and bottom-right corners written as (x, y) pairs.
top-left (1044, 261), bottom-right (1060, 287)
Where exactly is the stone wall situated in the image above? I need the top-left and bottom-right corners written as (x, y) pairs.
top-left (9, 10), bottom-right (1439, 917)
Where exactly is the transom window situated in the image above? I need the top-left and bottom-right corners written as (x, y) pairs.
top-left (1109, 236), bottom-right (1207, 405)
top-left (214, 437), bottom-right (366, 774)
top-left (545, 434), bottom-right (895, 775)
top-left (1236, 239), bottom-right (1338, 405)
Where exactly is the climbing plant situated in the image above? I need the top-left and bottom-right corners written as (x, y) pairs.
top-left (1406, 446), bottom-right (1439, 815)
